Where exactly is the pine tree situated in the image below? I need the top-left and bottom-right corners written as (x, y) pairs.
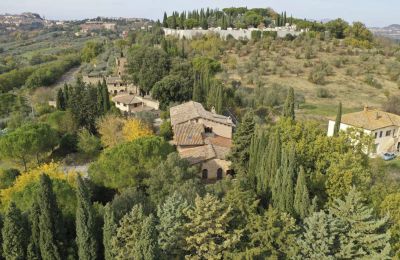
top-left (162, 12), bottom-right (168, 27)
top-left (37, 174), bottom-right (63, 260)
top-left (76, 175), bottom-right (98, 260)
top-left (248, 206), bottom-right (298, 259)
top-left (185, 194), bottom-right (242, 259)
top-left (294, 167), bottom-right (311, 219)
top-left (333, 102), bottom-right (342, 136)
top-left (138, 215), bottom-right (159, 260)
top-left (27, 202), bottom-right (41, 260)
top-left (56, 89), bottom-right (66, 111)
top-left (157, 192), bottom-right (190, 258)
top-left (111, 204), bottom-right (159, 260)
top-left (329, 187), bottom-right (391, 259)
top-left (103, 204), bottom-right (117, 260)
top-left (1, 203), bottom-right (28, 260)
top-left (283, 87), bottom-right (295, 120)
top-left (296, 211), bottom-right (341, 259)
top-left (229, 110), bottom-right (256, 175)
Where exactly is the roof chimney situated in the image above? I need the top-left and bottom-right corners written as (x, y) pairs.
top-left (364, 105), bottom-right (369, 112)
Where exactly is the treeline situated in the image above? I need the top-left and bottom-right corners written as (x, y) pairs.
top-left (162, 7), bottom-right (278, 30)
top-left (0, 40), bottom-right (104, 94)
top-left (0, 54), bottom-right (80, 93)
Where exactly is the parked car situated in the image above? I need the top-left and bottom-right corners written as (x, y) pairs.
top-left (382, 153), bottom-right (396, 161)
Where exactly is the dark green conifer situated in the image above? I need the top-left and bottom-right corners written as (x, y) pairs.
top-left (229, 110), bottom-right (256, 175)
top-left (27, 202), bottom-right (41, 260)
top-left (56, 89), bottom-right (66, 111)
top-left (283, 87), bottom-right (295, 120)
top-left (294, 167), bottom-right (311, 219)
top-left (1, 203), bottom-right (28, 260)
top-left (103, 204), bottom-right (117, 260)
top-left (102, 79), bottom-right (110, 113)
top-left (76, 174), bottom-right (98, 260)
top-left (333, 102), bottom-right (342, 136)
top-left (37, 174), bottom-right (63, 260)
top-left (162, 12), bottom-right (168, 27)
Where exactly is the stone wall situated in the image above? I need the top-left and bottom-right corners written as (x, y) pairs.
top-left (163, 27), bottom-right (304, 40)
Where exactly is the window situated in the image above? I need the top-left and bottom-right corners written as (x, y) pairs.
top-left (386, 130), bottom-right (391, 136)
top-left (205, 127), bottom-right (213, 133)
top-left (202, 169), bottom-right (208, 180)
top-left (379, 131), bottom-right (383, 138)
top-left (374, 132), bottom-right (378, 139)
top-left (217, 168), bottom-right (223, 180)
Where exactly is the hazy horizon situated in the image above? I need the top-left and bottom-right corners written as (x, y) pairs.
top-left (0, 0), bottom-right (398, 27)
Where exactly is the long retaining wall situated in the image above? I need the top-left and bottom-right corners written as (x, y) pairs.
top-left (163, 27), bottom-right (304, 40)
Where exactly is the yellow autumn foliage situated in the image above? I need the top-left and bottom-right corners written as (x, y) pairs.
top-left (122, 119), bottom-right (153, 142)
top-left (0, 162), bottom-right (77, 210)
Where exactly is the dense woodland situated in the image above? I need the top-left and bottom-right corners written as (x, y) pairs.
top-left (0, 6), bottom-right (400, 260)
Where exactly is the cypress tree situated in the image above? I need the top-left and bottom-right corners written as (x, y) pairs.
top-left (333, 102), bottom-right (342, 136)
top-left (37, 174), bottom-right (63, 260)
top-left (102, 79), bottom-right (110, 113)
top-left (294, 167), bottom-right (311, 219)
top-left (63, 83), bottom-right (69, 106)
top-left (103, 204), bottom-right (117, 260)
top-left (162, 12), bottom-right (168, 27)
top-left (284, 11), bottom-right (287, 25)
top-left (283, 87), bottom-right (295, 120)
top-left (56, 88), bottom-right (66, 111)
top-left (76, 174), bottom-right (98, 260)
top-left (27, 202), bottom-right (41, 260)
top-left (273, 146), bottom-right (295, 215)
top-left (229, 110), bottom-right (256, 175)
top-left (96, 82), bottom-right (104, 114)
top-left (1, 203), bottom-right (28, 260)
top-left (192, 73), bottom-right (202, 103)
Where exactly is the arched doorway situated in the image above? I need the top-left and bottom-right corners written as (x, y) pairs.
top-left (202, 169), bottom-right (208, 180)
top-left (217, 168), bottom-right (223, 180)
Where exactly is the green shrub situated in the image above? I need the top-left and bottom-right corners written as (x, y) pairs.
top-left (364, 74), bottom-right (382, 89)
top-left (316, 88), bottom-right (331, 98)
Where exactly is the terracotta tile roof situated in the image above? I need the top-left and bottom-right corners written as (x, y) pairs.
top-left (173, 123), bottom-right (205, 146)
top-left (170, 101), bottom-right (233, 126)
top-left (112, 94), bottom-right (142, 105)
top-left (178, 137), bottom-right (231, 165)
top-left (204, 135), bottom-right (232, 148)
top-left (336, 108), bottom-right (400, 131)
top-left (179, 145), bottom-right (216, 165)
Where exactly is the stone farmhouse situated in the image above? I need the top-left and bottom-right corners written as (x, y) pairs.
top-left (80, 22), bottom-right (116, 33)
top-left (170, 101), bottom-right (235, 181)
top-left (82, 57), bottom-right (137, 95)
top-left (112, 94), bottom-right (159, 116)
top-left (327, 106), bottom-right (400, 155)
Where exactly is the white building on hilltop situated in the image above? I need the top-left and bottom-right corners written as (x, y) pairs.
top-left (327, 106), bottom-right (400, 155)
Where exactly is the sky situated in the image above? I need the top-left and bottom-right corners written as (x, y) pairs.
top-left (0, 0), bottom-right (398, 27)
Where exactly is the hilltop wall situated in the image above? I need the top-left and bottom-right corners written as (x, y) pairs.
top-left (163, 27), bottom-right (304, 40)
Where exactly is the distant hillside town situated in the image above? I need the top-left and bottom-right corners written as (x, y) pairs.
top-left (370, 24), bottom-right (400, 40)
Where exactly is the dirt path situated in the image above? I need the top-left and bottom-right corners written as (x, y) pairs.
top-left (51, 65), bottom-right (82, 90)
